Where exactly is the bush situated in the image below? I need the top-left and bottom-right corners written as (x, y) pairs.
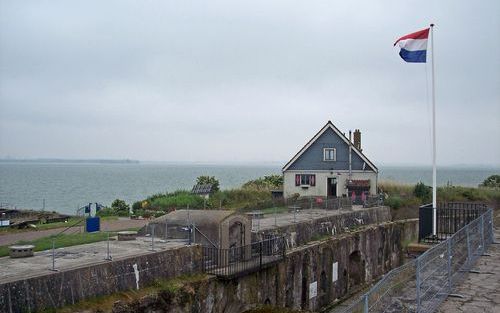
top-left (111, 199), bottom-right (130, 216)
top-left (414, 182), bottom-right (431, 203)
top-left (196, 176), bottom-right (220, 192)
top-left (96, 207), bottom-right (115, 217)
top-left (480, 175), bottom-right (500, 188)
top-left (242, 175), bottom-right (283, 191)
top-left (131, 201), bottom-right (142, 212)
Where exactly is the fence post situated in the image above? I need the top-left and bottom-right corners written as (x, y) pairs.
top-left (151, 224), bottom-right (156, 251)
top-left (416, 258), bottom-right (421, 313)
top-left (50, 238), bottom-right (57, 271)
top-left (489, 209), bottom-right (494, 244)
top-left (480, 215), bottom-right (485, 255)
top-left (447, 238), bottom-right (452, 292)
top-left (105, 232), bottom-right (112, 261)
top-left (259, 241), bottom-right (263, 268)
top-left (466, 224), bottom-right (471, 266)
top-left (363, 294), bottom-right (369, 313)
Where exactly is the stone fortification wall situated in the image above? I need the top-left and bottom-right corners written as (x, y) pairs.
top-left (253, 206), bottom-right (392, 248)
top-left (113, 219), bottom-right (419, 313)
top-left (0, 245), bottom-right (201, 313)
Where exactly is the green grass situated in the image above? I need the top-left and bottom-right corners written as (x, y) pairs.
top-left (0, 232), bottom-right (113, 257)
top-left (0, 215), bottom-right (119, 234)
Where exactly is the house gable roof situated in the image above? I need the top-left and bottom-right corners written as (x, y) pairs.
top-left (282, 121), bottom-right (378, 172)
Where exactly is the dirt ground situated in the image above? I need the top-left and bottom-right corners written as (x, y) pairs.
top-left (0, 218), bottom-right (148, 246)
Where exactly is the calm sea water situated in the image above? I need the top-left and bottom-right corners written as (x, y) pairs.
top-left (0, 162), bottom-right (498, 215)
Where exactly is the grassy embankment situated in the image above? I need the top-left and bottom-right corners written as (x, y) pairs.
top-left (131, 176), bottom-right (500, 221)
top-left (132, 175), bottom-right (285, 218)
top-left (0, 215), bottom-right (118, 234)
top-left (0, 231), bottom-right (114, 257)
top-left (379, 180), bottom-right (500, 220)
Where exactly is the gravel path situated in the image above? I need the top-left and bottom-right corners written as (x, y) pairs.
top-left (0, 218), bottom-right (148, 246)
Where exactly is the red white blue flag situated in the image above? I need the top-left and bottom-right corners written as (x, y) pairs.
top-left (394, 28), bottom-right (429, 63)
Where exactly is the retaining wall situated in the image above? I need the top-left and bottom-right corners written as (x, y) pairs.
top-left (253, 206), bottom-right (392, 248)
top-left (0, 245), bottom-right (201, 313)
top-left (113, 219), bottom-right (419, 313)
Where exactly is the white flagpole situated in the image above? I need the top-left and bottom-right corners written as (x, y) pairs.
top-left (430, 24), bottom-right (437, 236)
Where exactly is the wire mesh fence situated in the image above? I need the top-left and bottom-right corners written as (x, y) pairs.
top-left (339, 207), bottom-right (494, 313)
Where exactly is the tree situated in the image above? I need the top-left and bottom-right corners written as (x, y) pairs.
top-left (480, 175), bottom-right (500, 188)
top-left (196, 176), bottom-right (220, 192)
top-left (111, 199), bottom-right (130, 216)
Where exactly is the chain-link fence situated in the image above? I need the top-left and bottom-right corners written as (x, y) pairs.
top-left (339, 208), bottom-right (494, 313)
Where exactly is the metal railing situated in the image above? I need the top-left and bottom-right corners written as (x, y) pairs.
top-left (339, 207), bottom-right (494, 313)
top-left (419, 202), bottom-right (488, 243)
top-left (288, 196), bottom-right (353, 211)
top-left (201, 236), bottom-right (286, 278)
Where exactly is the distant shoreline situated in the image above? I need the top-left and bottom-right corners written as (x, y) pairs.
top-left (0, 159), bottom-right (140, 164)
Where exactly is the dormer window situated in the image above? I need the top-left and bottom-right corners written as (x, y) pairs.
top-left (323, 148), bottom-right (336, 161)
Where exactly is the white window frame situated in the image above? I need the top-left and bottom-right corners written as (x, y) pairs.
top-left (323, 148), bottom-right (336, 161)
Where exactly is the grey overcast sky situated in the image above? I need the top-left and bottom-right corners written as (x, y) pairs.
top-left (0, 0), bottom-right (499, 166)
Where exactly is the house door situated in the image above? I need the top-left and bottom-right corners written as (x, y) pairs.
top-left (327, 178), bottom-right (337, 197)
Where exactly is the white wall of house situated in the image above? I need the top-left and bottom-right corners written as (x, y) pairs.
top-left (283, 170), bottom-right (377, 198)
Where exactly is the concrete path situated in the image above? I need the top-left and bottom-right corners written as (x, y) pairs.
top-left (0, 218), bottom-right (148, 246)
top-left (438, 229), bottom-right (500, 313)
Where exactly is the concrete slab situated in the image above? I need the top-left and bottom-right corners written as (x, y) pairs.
top-left (0, 237), bottom-right (188, 283)
top-left (251, 205), bottom-right (369, 231)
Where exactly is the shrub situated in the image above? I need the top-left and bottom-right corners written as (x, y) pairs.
top-left (196, 176), bottom-right (220, 192)
top-left (132, 201), bottom-right (142, 211)
top-left (148, 191), bottom-right (205, 211)
top-left (480, 175), bottom-right (500, 188)
top-left (111, 199), bottom-right (130, 216)
top-left (242, 175), bottom-right (283, 191)
top-left (414, 182), bottom-right (431, 203)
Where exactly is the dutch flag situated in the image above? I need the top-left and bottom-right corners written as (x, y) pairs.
top-left (394, 28), bottom-right (430, 63)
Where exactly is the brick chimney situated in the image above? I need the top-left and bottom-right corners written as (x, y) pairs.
top-left (353, 129), bottom-right (362, 152)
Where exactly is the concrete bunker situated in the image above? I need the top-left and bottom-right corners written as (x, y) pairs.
top-left (140, 209), bottom-right (251, 249)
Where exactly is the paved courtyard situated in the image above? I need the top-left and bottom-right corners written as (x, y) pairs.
top-left (438, 229), bottom-right (500, 313)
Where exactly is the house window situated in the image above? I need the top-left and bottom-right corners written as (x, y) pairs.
top-left (323, 148), bottom-right (336, 161)
top-left (295, 174), bottom-right (316, 186)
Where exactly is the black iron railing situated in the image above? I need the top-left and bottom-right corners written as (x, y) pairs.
top-left (419, 202), bottom-right (488, 243)
top-left (202, 236), bottom-right (286, 278)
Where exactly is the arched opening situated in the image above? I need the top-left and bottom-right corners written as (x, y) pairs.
top-left (348, 250), bottom-right (365, 290)
top-left (228, 221), bottom-right (245, 262)
top-left (377, 247), bottom-right (384, 265)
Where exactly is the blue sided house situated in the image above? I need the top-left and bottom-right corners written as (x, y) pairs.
top-left (282, 121), bottom-right (378, 200)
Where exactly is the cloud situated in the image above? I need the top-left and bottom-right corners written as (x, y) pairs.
top-left (1, 0), bottom-right (499, 165)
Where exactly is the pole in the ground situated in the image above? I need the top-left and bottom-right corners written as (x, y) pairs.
top-left (105, 232), bottom-right (112, 261)
top-left (151, 224), bottom-right (156, 251)
top-left (430, 23), bottom-right (437, 236)
top-left (50, 239), bottom-right (58, 271)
